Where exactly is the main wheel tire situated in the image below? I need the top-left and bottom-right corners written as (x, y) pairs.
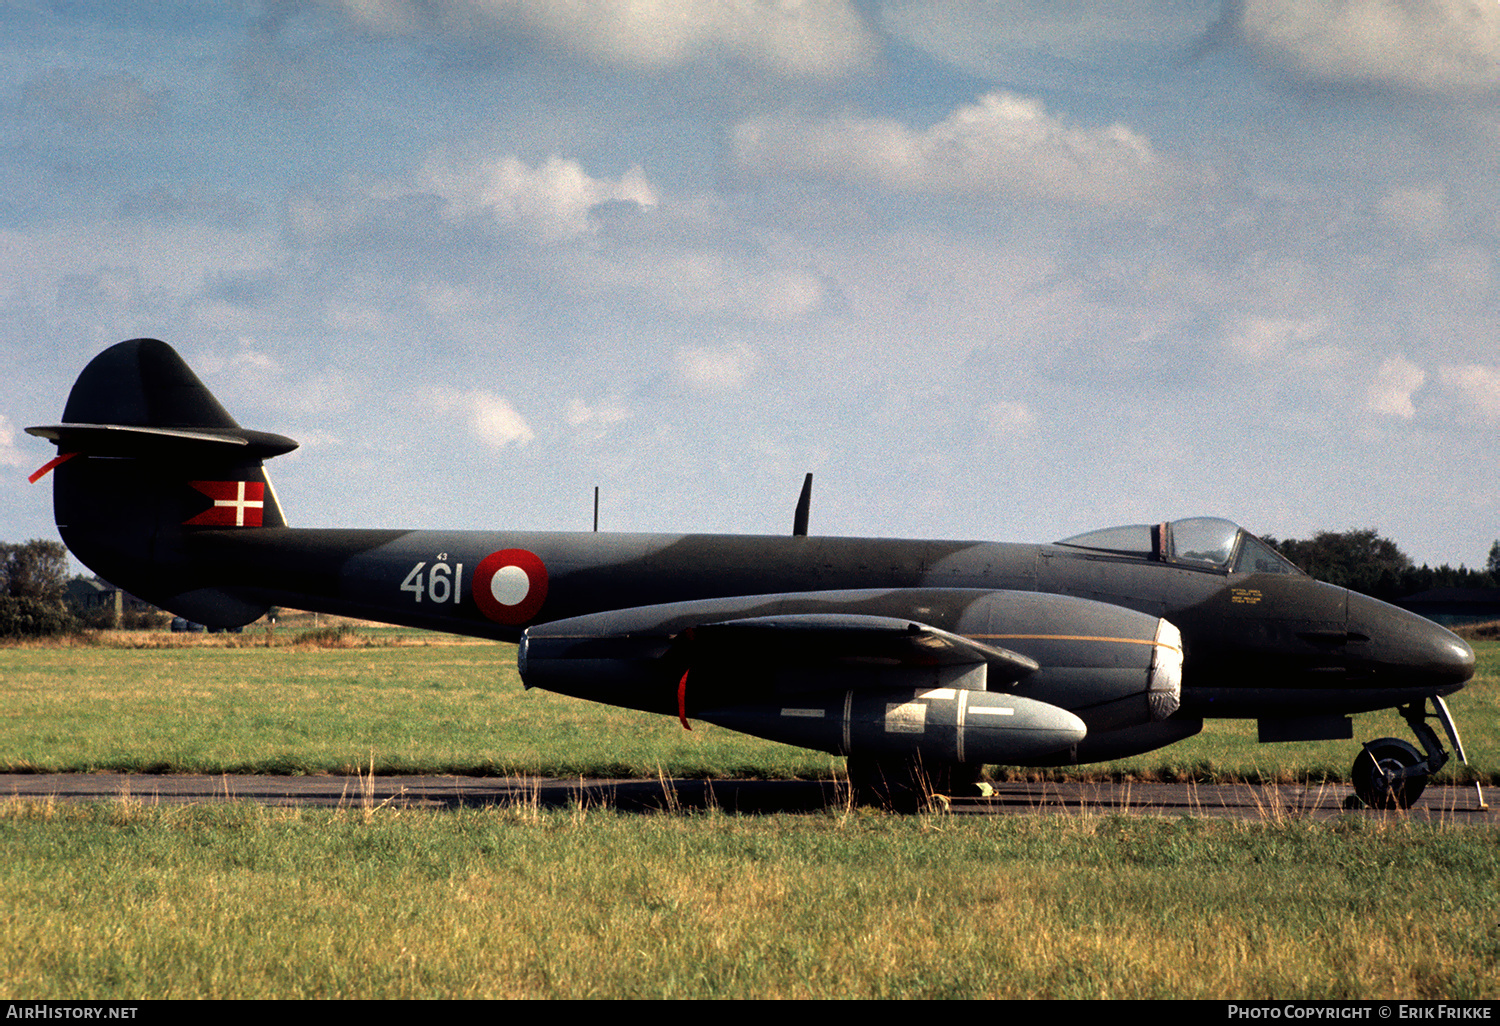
top-left (1351, 737), bottom-right (1427, 809)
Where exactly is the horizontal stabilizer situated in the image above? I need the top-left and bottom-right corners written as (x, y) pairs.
top-left (683, 613), bottom-right (1039, 680)
top-left (26, 422), bottom-right (298, 461)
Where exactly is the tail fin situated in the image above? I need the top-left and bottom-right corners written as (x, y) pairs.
top-left (27, 339), bottom-right (298, 627)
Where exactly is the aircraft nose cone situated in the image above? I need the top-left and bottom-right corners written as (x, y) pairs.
top-left (1435, 633), bottom-right (1477, 685)
top-left (1347, 591), bottom-right (1475, 689)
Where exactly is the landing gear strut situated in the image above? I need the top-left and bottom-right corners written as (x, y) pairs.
top-left (1347, 696), bottom-right (1485, 810)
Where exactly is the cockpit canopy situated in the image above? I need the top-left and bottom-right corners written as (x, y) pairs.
top-left (1055, 517), bottom-right (1301, 575)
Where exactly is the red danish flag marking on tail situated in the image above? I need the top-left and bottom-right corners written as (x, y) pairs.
top-left (472, 548), bottom-right (548, 625)
top-left (184, 480), bottom-right (265, 527)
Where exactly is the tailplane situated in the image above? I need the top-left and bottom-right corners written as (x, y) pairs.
top-left (27, 339), bottom-right (298, 626)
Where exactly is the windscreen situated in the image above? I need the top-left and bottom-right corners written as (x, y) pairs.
top-left (1167, 517), bottom-right (1240, 568)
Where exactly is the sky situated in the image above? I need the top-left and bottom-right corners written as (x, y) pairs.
top-left (2, 0), bottom-right (1498, 569)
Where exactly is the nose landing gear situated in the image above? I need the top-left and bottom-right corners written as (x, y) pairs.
top-left (1351, 736), bottom-right (1427, 809)
top-left (1347, 696), bottom-right (1486, 810)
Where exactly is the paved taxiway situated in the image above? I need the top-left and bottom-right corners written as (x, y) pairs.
top-left (4, 774), bottom-right (1493, 821)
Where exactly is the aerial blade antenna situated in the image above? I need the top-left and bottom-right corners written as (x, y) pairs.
top-left (792, 473), bottom-right (812, 537)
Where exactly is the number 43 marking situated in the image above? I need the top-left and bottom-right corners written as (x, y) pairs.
top-left (400, 559), bottom-right (464, 604)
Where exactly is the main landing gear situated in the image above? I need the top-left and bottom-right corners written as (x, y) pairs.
top-left (1347, 696), bottom-right (1485, 810)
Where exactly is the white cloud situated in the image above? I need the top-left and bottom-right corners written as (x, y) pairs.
top-left (328, 0), bottom-right (419, 34)
top-left (463, 391), bottom-right (534, 447)
top-left (1438, 363), bottom-right (1500, 421)
top-left (192, 348), bottom-right (361, 420)
top-left (1241, 0), bottom-right (1500, 95)
top-left (0, 414), bottom-right (31, 470)
top-left (423, 388), bottom-right (534, 447)
top-left (565, 397), bottom-right (630, 425)
top-left (1367, 355), bottom-right (1427, 419)
top-left (409, 154), bottom-right (658, 243)
top-left (1422, 246), bottom-right (1493, 293)
top-left (283, 152), bottom-right (661, 253)
top-left (675, 343), bottom-right (759, 392)
top-left (328, 0), bottom-right (879, 79)
top-left (733, 92), bottom-right (1179, 207)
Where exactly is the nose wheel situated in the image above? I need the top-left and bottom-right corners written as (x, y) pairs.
top-left (1351, 737), bottom-right (1427, 809)
top-left (1345, 696), bottom-right (1486, 810)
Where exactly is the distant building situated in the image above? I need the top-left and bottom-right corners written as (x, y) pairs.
top-left (1395, 588), bottom-right (1500, 627)
top-left (65, 576), bottom-right (159, 626)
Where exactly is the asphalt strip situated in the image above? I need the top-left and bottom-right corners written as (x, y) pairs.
top-left (2, 774), bottom-right (1493, 821)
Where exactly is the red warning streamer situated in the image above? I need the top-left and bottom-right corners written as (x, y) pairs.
top-left (28, 452), bottom-right (76, 484)
top-left (677, 669), bottom-right (692, 731)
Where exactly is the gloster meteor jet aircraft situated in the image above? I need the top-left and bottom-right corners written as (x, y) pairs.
top-left (28, 340), bottom-right (1479, 808)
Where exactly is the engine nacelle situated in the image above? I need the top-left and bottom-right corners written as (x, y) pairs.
top-left (519, 588), bottom-right (1185, 765)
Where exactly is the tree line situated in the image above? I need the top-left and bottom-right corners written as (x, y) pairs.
top-left (0, 539), bottom-right (76, 637)
top-left (1263, 529), bottom-right (1498, 603)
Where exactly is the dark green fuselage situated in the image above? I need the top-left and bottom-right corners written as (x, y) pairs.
top-left (152, 523), bottom-right (1472, 721)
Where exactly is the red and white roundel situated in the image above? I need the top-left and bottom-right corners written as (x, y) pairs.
top-left (473, 549), bottom-right (549, 624)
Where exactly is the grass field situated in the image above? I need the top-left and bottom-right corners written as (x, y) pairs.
top-left (2, 629), bottom-right (1496, 999)
top-left (2, 800), bottom-right (1496, 999)
top-left (2, 627), bottom-right (1495, 785)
